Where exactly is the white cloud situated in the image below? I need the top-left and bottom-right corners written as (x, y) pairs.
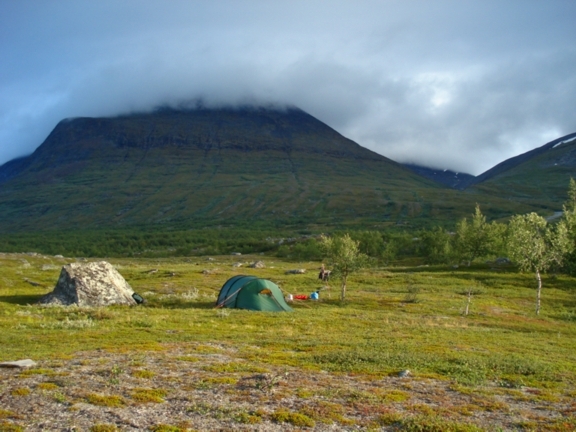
top-left (1, 1), bottom-right (575, 175)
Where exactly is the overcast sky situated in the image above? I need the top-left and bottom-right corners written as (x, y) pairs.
top-left (1, 1), bottom-right (575, 175)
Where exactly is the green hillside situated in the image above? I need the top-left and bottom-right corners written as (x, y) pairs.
top-left (471, 135), bottom-right (576, 209)
top-left (0, 107), bottom-right (541, 234)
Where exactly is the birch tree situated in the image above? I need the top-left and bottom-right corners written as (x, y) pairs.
top-left (320, 234), bottom-right (368, 301)
top-left (560, 178), bottom-right (576, 275)
top-left (454, 205), bottom-right (503, 266)
top-left (507, 213), bottom-right (571, 314)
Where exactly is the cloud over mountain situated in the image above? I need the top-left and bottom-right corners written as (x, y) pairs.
top-left (1, 1), bottom-right (575, 175)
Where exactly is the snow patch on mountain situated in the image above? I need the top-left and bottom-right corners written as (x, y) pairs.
top-left (552, 136), bottom-right (576, 148)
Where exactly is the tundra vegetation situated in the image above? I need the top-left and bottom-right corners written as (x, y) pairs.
top-left (0, 183), bottom-right (576, 430)
top-left (1, 251), bottom-right (576, 430)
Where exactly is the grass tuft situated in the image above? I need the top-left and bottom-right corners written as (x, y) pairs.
top-left (400, 415), bottom-right (484, 432)
top-left (0, 421), bottom-right (24, 432)
top-left (271, 409), bottom-right (315, 427)
top-left (235, 411), bottom-right (263, 424)
top-left (0, 411), bottom-right (16, 420)
top-left (86, 394), bottom-right (125, 408)
top-left (149, 425), bottom-right (188, 432)
top-left (90, 425), bottom-right (120, 432)
top-left (36, 382), bottom-right (59, 390)
top-left (130, 388), bottom-right (167, 403)
top-left (131, 369), bottom-right (155, 379)
top-left (202, 362), bottom-right (268, 374)
top-left (9, 388), bottom-right (30, 397)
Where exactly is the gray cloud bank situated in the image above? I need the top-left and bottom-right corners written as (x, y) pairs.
top-left (1, 0), bottom-right (575, 175)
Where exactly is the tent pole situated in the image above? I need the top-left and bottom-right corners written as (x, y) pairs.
top-left (215, 286), bottom-right (244, 309)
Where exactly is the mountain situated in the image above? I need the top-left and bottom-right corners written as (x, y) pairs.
top-left (472, 133), bottom-right (576, 185)
top-left (0, 155), bottom-right (32, 183)
top-left (402, 133), bottom-right (576, 208)
top-left (0, 106), bottom-right (485, 232)
top-left (3, 106), bottom-right (563, 232)
top-left (402, 164), bottom-right (476, 189)
top-left (468, 132), bottom-right (576, 208)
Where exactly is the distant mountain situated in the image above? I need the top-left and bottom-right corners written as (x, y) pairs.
top-left (472, 133), bottom-right (576, 185)
top-left (469, 132), bottom-right (576, 208)
top-left (0, 155), bottom-right (32, 183)
top-left (402, 164), bottom-right (476, 189)
top-left (0, 106), bottom-right (482, 231)
top-left (403, 132), bottom-right (576, 204)
top-left (1, 106), bottom-right (562, 232)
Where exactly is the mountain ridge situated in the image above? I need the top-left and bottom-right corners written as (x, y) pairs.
top-left (471, 132), bottom-right (576, 186)
top-left (468, 132), bottom-right (576, 209)
top-left (1, 106), bottom-right (571, 232)
top-left (401, 132), bottom-right (576, 191)
top-left (1, 107), bottom-right (470, 231)
top-left (402, 164), bottom-right (476, 189)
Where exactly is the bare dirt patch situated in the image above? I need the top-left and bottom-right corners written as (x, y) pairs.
top-left (1, 343), bottom-right (575, 431)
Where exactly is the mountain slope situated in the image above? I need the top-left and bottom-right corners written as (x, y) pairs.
top-left (402, 164), bottom-right (476, 189)
top-left (473, 133), bottom-right (576, 185)
top-left (469, 133), bottom-right (576, 208)
top-left (1, 106), bottom-right (481, 231)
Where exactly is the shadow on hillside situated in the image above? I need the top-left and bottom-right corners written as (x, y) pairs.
top-left (545, 276), bottom-right (576, 293)
top-left (143, 300), bottom-right (217, 310)
top-left (386, 263), bottom-right (518, 274)
top-left (544, 297), bottom-right (576, 311)
top-left (0, 294), bottom-right (43, 305)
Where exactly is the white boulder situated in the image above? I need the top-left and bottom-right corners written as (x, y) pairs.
top-left (39, 261), bottom-right (137, 307)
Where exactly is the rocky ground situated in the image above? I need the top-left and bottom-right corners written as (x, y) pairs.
top-left (1, 343), bottom-right (575, 431)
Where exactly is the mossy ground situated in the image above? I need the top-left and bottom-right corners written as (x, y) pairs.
top-left (1, 252), bottom-right (575, 430)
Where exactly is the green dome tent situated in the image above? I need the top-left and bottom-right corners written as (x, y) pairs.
top-left (216, 275), bottom-right (293, 312)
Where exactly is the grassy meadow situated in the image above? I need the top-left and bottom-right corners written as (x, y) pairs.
top-left (1, 252), bottom-right (576, 430)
